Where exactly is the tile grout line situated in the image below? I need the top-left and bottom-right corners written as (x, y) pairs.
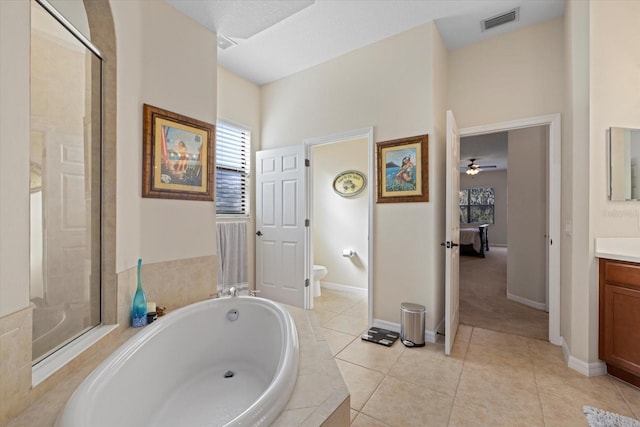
top-left (355, 373), bottom-right (391, 426)
top-left (328, 293), bottom-right (394, 424)
top-left (609, 377), bottom-right (638, 420)
top-left (446, 326), bottom-right (473, 426)
top-left (526, 339), bottom-right (549, 426)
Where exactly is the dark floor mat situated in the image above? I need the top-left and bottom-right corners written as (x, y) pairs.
top-left (361, 327), bottom-right (399, 347)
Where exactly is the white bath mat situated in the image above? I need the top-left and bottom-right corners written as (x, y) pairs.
top-left (583, 405), bottom-right (640, 427)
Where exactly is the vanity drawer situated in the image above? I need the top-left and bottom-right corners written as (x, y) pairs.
top-left (601, 260), bottom-right (640, 290)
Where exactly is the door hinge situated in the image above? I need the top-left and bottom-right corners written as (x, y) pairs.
top-left (305, 219), bottom-right (310, 227)
top-left (305, 158), bottom-right (310, 167)
top-left (305, 278), bottom-right (310, 287)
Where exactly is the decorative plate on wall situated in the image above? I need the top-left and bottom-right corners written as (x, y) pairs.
top-left (333, 170), bottom-right (367, 197)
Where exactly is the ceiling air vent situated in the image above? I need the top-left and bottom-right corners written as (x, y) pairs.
top-left (217, 34), bottom-right (237, 50)
top-left (482, 8), bottom-right (519, 32)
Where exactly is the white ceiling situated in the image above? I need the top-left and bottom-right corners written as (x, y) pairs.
top-left (165, 0), bottom-right (565, 86)
top-left (164, 0), bottom-right (563, 171)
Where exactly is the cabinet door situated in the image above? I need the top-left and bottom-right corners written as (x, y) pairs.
top-left (602, 283), bottom-right (640, 375)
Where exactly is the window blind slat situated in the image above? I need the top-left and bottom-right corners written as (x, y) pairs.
top-left (216, 121), bottom-right (250, 215)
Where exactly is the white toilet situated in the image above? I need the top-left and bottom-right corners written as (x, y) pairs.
top-left (313, 265), bottom-right (328, 297)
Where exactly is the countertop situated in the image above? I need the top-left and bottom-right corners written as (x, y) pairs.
top-left (595, 237), bottom-right (640, 263)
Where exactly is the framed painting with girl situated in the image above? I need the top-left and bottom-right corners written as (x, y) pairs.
top-left (376, 134), bottom-right (428, 203)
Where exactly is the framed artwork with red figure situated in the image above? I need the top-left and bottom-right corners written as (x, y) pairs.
top-left (142, 104), bottom-right (215, 201)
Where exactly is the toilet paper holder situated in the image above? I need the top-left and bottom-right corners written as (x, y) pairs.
top-left (342, 249), bottom-right (356, 258)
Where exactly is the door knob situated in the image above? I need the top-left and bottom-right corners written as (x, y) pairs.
top-left (256, 231), bottom-right (263, 236)
top-left (440, 241), bottom-right (459, 249)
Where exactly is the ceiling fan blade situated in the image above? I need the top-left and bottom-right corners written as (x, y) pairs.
top-left (477, 165), bottom-right (497, 169)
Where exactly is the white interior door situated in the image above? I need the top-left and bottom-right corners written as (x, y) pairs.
top-left (255, 146), bottom-right (307, 308)
top-left (44, 131), bottom-right (88, 307)
top-left (445, 110), bottom-right (461, 355)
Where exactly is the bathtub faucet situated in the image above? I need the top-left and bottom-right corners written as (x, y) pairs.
top-left (225, 286), bottom-right (239, 297)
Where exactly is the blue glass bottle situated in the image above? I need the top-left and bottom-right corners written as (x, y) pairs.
top-left (131, 258), bottom-right (148, 327)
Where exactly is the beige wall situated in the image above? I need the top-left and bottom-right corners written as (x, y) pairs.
top-left (507, 127), bottom-right (548, 305)
top-left (460, 170), bottom-right (508, 246)
top-left (562, 0), bottom-right (587, 363)
top-left (590, 0), bottom-right (640, 235)
top-left (312, 137), bottom-right (369, 290)
top-left (112, 0), bottom-right (218, 271)
top-left (261, 22), bottom-right (447, 330)
top-left (0, 0), bottom-right (31, 317)
top-left (585, 0), bottom-right (640, 363)
top-left (448, 17), bottom-right (564, 129)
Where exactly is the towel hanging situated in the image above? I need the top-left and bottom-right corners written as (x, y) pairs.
top-left (216, 222), bottom-right (248, 291)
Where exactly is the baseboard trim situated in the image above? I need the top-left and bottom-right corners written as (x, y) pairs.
top-left (506, 291), bottom-right (546, 311)
top-left (320, 281), bottom-right (368, 296)
top-left (561, 338), bottom-right (607, 377)
top-left (372, 318), bottom-right (438, 344)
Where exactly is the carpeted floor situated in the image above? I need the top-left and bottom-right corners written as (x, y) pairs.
top-left (459, 246), bottom-right (549, 341)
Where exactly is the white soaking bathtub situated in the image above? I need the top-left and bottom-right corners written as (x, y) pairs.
top-left (55, 296), bottom-right (299, 427)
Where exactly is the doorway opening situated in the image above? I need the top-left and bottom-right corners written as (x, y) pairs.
top-left (304, 128), bottom-right (374, 336)
top-left (459, 127), bottom-right (549, 340)
top-left (457, 114), bottom-right (561, 345)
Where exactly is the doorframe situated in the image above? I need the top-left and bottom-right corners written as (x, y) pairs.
top-left (303, 127), bottom-right (374, 324)
top-left (459, 113), bottom-right (561, 346)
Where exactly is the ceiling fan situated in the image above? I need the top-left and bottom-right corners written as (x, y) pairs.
top-left (466, 158), bottom-right (497, 175)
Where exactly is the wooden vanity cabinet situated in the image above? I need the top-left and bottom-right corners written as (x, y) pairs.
top-left (599, 258), bottom-right (640, 388)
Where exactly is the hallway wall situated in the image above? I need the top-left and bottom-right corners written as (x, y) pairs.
top-left (507, 126), bottom-right (548, 306)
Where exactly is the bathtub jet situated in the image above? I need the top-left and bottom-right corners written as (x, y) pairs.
top-left (55, 297), bottom-right (299, 427)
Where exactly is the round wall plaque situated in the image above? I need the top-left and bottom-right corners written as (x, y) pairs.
top-left (332, 170), bottom-right (367, 197)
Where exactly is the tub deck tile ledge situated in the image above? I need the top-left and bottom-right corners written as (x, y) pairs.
top-left (6, 302), bottom-right (350, 427)
top-left (274, 304), bottom-right (350, 426)
top-left (32, 324), bottom-right (119, 387)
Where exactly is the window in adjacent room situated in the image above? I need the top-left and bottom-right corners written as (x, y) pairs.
top-left (459, 187), bottom-right (495, 224)
top-left (215, 121), bottom-right (250, 215)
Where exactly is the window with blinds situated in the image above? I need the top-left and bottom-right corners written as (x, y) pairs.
top-left (215, 121), bottom-right (250, 215)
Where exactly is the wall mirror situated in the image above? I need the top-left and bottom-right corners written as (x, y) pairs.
top-left (609, 127), bottom-right (640, 201)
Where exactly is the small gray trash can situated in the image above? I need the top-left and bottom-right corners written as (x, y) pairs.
top-left (400, 302), bottom-right (425, 347)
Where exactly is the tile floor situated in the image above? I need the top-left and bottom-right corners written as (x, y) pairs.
top-left (314, 288), bottom-right (640, 426)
